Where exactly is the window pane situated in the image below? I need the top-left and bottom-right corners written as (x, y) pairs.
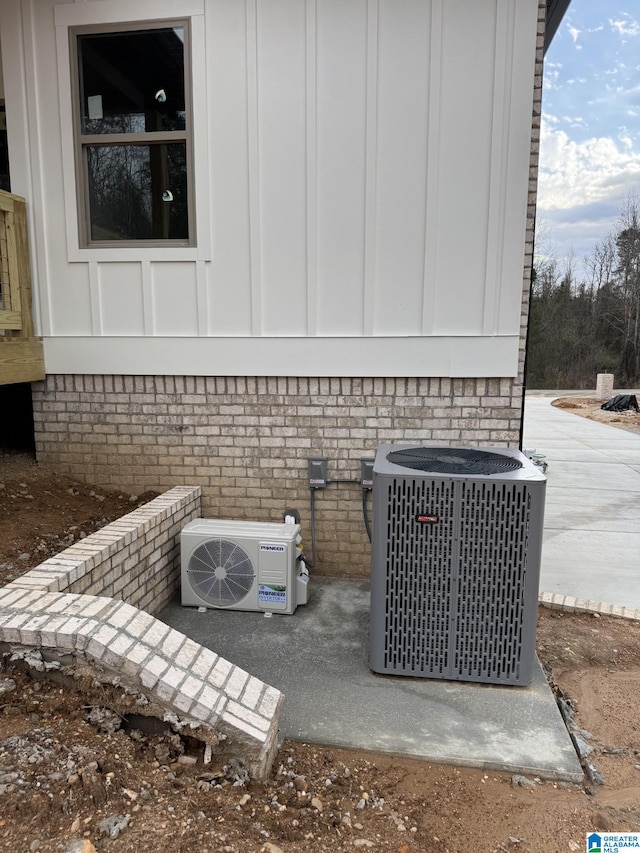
top-left (87, 143), bottom-right (188, 241)
top-left (78, 28), bottom-right (186, 135)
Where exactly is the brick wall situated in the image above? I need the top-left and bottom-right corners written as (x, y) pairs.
top-left (32, 376), bottom-right (523, 576)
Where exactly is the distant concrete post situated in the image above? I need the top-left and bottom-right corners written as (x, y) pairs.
top-left (596, 373), bottom-right (614, 401)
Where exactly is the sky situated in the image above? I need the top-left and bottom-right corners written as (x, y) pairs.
top-left (538, 0), bottom-right (640, 277)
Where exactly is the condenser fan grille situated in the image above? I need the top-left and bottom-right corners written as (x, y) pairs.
top-left (187, 538), bottom-right (255, 607)
top-left (386, 447), bottom-right (523, 476)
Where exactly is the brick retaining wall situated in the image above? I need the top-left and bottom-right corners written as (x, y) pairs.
top-left (0, 486), bottom-right (283, 780)
top-left (3, 486), bottom-right (201, 615)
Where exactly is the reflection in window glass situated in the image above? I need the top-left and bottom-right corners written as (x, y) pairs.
top-left (78, 28), bottom-right (186, 135)
top-left (87, 143), bottom-right (188, 241)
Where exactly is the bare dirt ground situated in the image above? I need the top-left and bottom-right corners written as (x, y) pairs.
top-left (552, 396), bottom-right (640, 436)
top-left (1, 451), bottom-right (640, 852)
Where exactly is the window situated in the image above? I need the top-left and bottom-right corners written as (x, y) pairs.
top-left (72, 22), bottom-right (193, 247)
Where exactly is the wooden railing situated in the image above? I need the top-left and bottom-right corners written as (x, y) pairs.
top-left (0, 190), bottom-right (44, 384)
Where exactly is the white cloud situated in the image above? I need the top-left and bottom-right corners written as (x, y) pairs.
top-left (619, 133), bottom-right (634, 149)
top-left (559, 114), bottom-right (587, 129)
top-left (538, 119), bottom-right (640, 212)
top-left (543, 67), bottom-right (561, 91)
top-left (609, 16), bottom-right (640, 37)
top-left (567, 24), bottom-right (581, 43)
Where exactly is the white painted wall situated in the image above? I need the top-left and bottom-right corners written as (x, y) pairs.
top-left (0, 0), bottom-right (538, 377)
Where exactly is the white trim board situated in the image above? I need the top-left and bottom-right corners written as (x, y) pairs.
top-left (54, 0), bottom-right (205, 27)
top-left (42, 335), bottom-right (520, 378)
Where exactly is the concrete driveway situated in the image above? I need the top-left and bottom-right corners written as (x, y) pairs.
top-left (523, 394), bottom-right (640, 612)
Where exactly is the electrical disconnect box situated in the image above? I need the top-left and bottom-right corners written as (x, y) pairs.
top-left (360, 458), bottom-right (374, 490)
top-left (307, 458), bottom-right (328, 489)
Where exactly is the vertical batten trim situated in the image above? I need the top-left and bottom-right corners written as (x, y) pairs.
top-left (246, 0), bottom-right (262, 336)
top-left (196, 260), bottom-right (208, 335)
top-left (305, 0), bottom-right (318, 336)
top-left (483, 0), bottom-right (512, 335)
top-left (89, 261), bottom-right (102, 335)
top-left (21, 0), bottom-right (50, 335)
top-left (191, 15), bottom-right (212, 263)
top-left (141, 260), bottom-right (154, 335)
top-left (421, 0), bottom-right (442, 335)
top-left (362, 0), bottom-right (379, 336)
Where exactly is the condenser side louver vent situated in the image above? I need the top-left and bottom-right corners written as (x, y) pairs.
top-left (382, 476), bottom-right (456, 677)
top-left (370, 445), bottom-right (546, 686)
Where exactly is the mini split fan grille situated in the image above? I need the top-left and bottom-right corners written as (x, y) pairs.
top-left (187, 539), bottom-right (255, 607)
top-left (386, 447), bottom-right (523, 476)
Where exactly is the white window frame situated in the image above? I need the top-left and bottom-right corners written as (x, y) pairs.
top-left (55, 0), bottom-right (210, 262)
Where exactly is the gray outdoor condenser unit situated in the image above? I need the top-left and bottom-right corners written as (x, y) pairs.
top-left (370, 445), bottom-right (546, 686)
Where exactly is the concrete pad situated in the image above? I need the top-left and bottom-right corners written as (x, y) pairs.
top-left (160, 580), bottom-right (582, 783)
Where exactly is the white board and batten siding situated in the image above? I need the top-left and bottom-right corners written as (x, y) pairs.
top-left (0, 0), bottom-right (539, 377)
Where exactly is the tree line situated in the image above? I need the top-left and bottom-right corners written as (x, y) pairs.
top-left (527, 197), bottom-right (640, 389)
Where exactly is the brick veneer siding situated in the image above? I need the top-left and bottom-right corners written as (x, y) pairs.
top-left (32, 376), bottom-right (524, 576)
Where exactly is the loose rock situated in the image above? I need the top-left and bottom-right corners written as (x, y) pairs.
top-left (0, 678), bottom-right (17, 696)
top-left (511, 775), bottom-right (536, 788)
top-left (65, 842), bottom-right (97, 853)
top-left (585, 761), bottom-right (606, 786)
top-left (98, 814), bottom-right (131, 839)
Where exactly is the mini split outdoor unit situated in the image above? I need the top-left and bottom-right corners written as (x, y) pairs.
top-left (181, 519), bottom-right (308, 615)
top-left (370, 445), bottom-right (546, 686)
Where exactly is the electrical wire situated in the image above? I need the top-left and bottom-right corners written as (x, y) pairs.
top-left (303, 487), bottom-right (318, 568)
top-left (362, 488), bottom-right (372, 543)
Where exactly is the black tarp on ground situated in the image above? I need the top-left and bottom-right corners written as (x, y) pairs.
top-left (601, 394), bottom-right (640, 412)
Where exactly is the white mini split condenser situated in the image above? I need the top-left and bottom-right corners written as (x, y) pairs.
top-left (370, 445), bottom-right (546, 686)
top-left (181, 519), bottom-right (309, 614)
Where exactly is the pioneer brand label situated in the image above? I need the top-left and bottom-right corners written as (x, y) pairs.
top-left (260, 543), bottom-right (286, 553)
top-left (416, 514), bottom-right (439, 524)
top-left (258, 584), bottom-right (287, 604)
